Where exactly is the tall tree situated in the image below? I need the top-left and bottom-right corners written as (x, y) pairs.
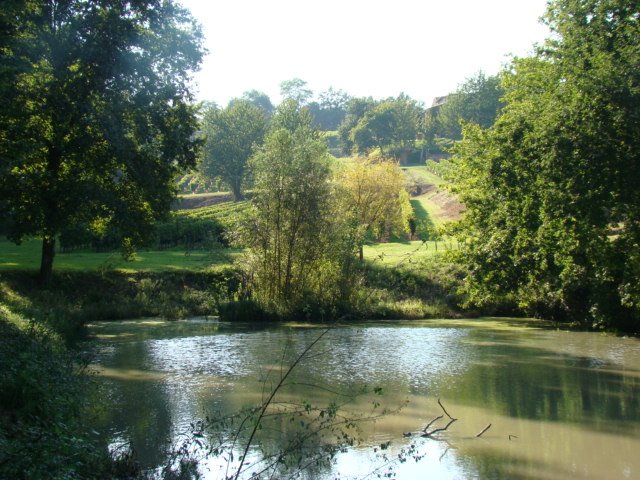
top-left (449, 0), bottom-right (640, 331)
top-left (435, 72), bottom-right (504, 140)
top-left (307, 87), bottom-right (350, 130)
top-left (279, 78), bottom-right (313, 106)
top-left (240, 89), bottom-right (275, 116)
top-left (245, 103), bottom-right (338, 314)
top-left (201, 100), bottom-right (268, 201)
top-left (337, 96), bottom-right (378, 154)
top-left (0, 0), bottom-right (204, 283)
top-left (350, 96), bottom-right (420, 158)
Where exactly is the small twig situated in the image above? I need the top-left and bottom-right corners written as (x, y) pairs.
top-left (438, 446), bottom-right (450, 462)
top-left (233, 329), bottom-right (330, 480)
top-left (508, 434), bottom-right (518, 441)
top-left (476, 423), bottom-right (491, 437)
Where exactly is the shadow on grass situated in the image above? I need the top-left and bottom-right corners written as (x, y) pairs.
top-left (410, 198), bottom-right (436, 240)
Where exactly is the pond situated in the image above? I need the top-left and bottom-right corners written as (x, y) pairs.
top-left (87, 318), bottom-right (640, 479)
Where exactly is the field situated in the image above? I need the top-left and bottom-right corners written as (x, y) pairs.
top-left (0, 239), bottom-right (242, 272)
top-left (0, 238), bottom-right (455, 272)
top-left (401, 165), bottom-right (445, 187)
top-left (363, 239), bottom-right (457, 266)
top-left (0, 166), bottom-right (459, 273)
top-left (401, 165), bottom-right (463, 244)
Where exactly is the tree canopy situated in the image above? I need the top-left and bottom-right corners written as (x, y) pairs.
top-left (307, 87), bottom-right (350, 130)
top-left (279, 78), bottom-right (313, 106)
top-left (343, 96), bottom-right (421, 159)
top-left (431, 72), bottom-right (504, 140)
top-left (0, 0), bottom-right (204, 283)
top-left (448, 0), bottom-right (640, 331)
top-left (240, 89), bottom-right (275, 116)
top-left (201, 100), bottom-right (268, 201)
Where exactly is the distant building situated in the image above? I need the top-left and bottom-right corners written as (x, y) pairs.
top-left (430, 96), bottom-right (448, 109)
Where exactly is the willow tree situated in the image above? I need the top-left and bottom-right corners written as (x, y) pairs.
top-left (0, 0), bottom-right (204, 283)
top-left (449, 0), bottom-right (640, 331)
top-left (244, 102), bottom-right (353, 316)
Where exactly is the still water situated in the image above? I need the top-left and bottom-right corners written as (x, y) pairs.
top-left (88, 318), bottom-right (640, 479)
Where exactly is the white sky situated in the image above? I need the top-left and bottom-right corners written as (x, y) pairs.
top-left (179, 0), bottom-right (550, 106)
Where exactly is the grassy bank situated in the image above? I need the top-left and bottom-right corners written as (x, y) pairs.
top-left (0, 268), bottom-right (242, 331)
top-left (0, 235), bottom-right (470, 324)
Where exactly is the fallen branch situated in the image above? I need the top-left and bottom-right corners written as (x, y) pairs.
top-left (476, 423), bottom-right (491, 437)
top-left (422, 417), bottom-right (457, 437)
top-left (421, 399), bottom-right (457, 438)
top-left (421, 414), bottom-right (443, 433)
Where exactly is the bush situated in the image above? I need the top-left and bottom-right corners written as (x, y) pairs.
top-left (0, 305), bottom-right (115, 479)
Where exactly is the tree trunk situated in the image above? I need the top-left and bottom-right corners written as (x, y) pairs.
top-left (39, 236), bottom-right (55, 286)
top-left (231, 180), bottom-right (244, 202)
top-left (359, 244), bottom-right (364, 262)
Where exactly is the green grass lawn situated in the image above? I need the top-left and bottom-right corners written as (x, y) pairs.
top-left (0, 239), bottom-right (242, 272)
top-left (363, 240), bottom-right (456, 267)
top-left (1, 237), bottom-right (458, 273)
top-left (401, 165), bottom-right (445, 186)
top-left (411, 193), bottom-right (448, 226)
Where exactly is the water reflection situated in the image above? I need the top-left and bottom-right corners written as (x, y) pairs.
top-left (88, 319), bottom-right (640, 479)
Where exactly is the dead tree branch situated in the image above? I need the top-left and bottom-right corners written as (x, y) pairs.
top-left (421, 399), bottom-right (458, 437)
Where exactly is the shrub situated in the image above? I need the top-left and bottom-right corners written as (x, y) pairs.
top-left (0, 305), bottom-right (114, 479)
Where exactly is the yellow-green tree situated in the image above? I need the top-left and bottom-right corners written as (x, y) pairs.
top-left (336, 157), bottom-right (412, 261)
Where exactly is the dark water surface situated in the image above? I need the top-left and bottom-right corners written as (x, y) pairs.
top-left (88, 318), bottom-right (640, 479)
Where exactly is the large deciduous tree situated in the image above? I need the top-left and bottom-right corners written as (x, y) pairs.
top-left (307, 87), bottom-right (350, 130)
top-left (240, 89), bottom-right (275, 116)
top-left (434, 72), bottom-right (504, 140)
top-left (0, 0), bottom-right (204, 284)
top-left (201, 100), bottom-right (268, 201)
top-left (337, 96), bottom-right (377, 155)
top-left (279, 78), bottom-right (313, 106)
top-left (349, 96), bottom-right (420, 159)
top-left (449, 0), bottom-right (640, 331)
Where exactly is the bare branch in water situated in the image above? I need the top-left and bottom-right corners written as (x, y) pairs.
top-left (476, 423), bottom-right (491, 437)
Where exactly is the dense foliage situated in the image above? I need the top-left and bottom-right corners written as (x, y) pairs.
top-left (449, 0), bottom-right (640, 331)
top-left (57, 210), bottom-right (227, 253)
top-left (0, 294), bottom-right (114, 478)
top-left (337, 95), bottom-right (422, 159)
top-left (336, 157), bottom-right (412, 260)
top-left (0, 0), bottom-right (204, 283)
top-left (426, 71), bottom-right (504, 142)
